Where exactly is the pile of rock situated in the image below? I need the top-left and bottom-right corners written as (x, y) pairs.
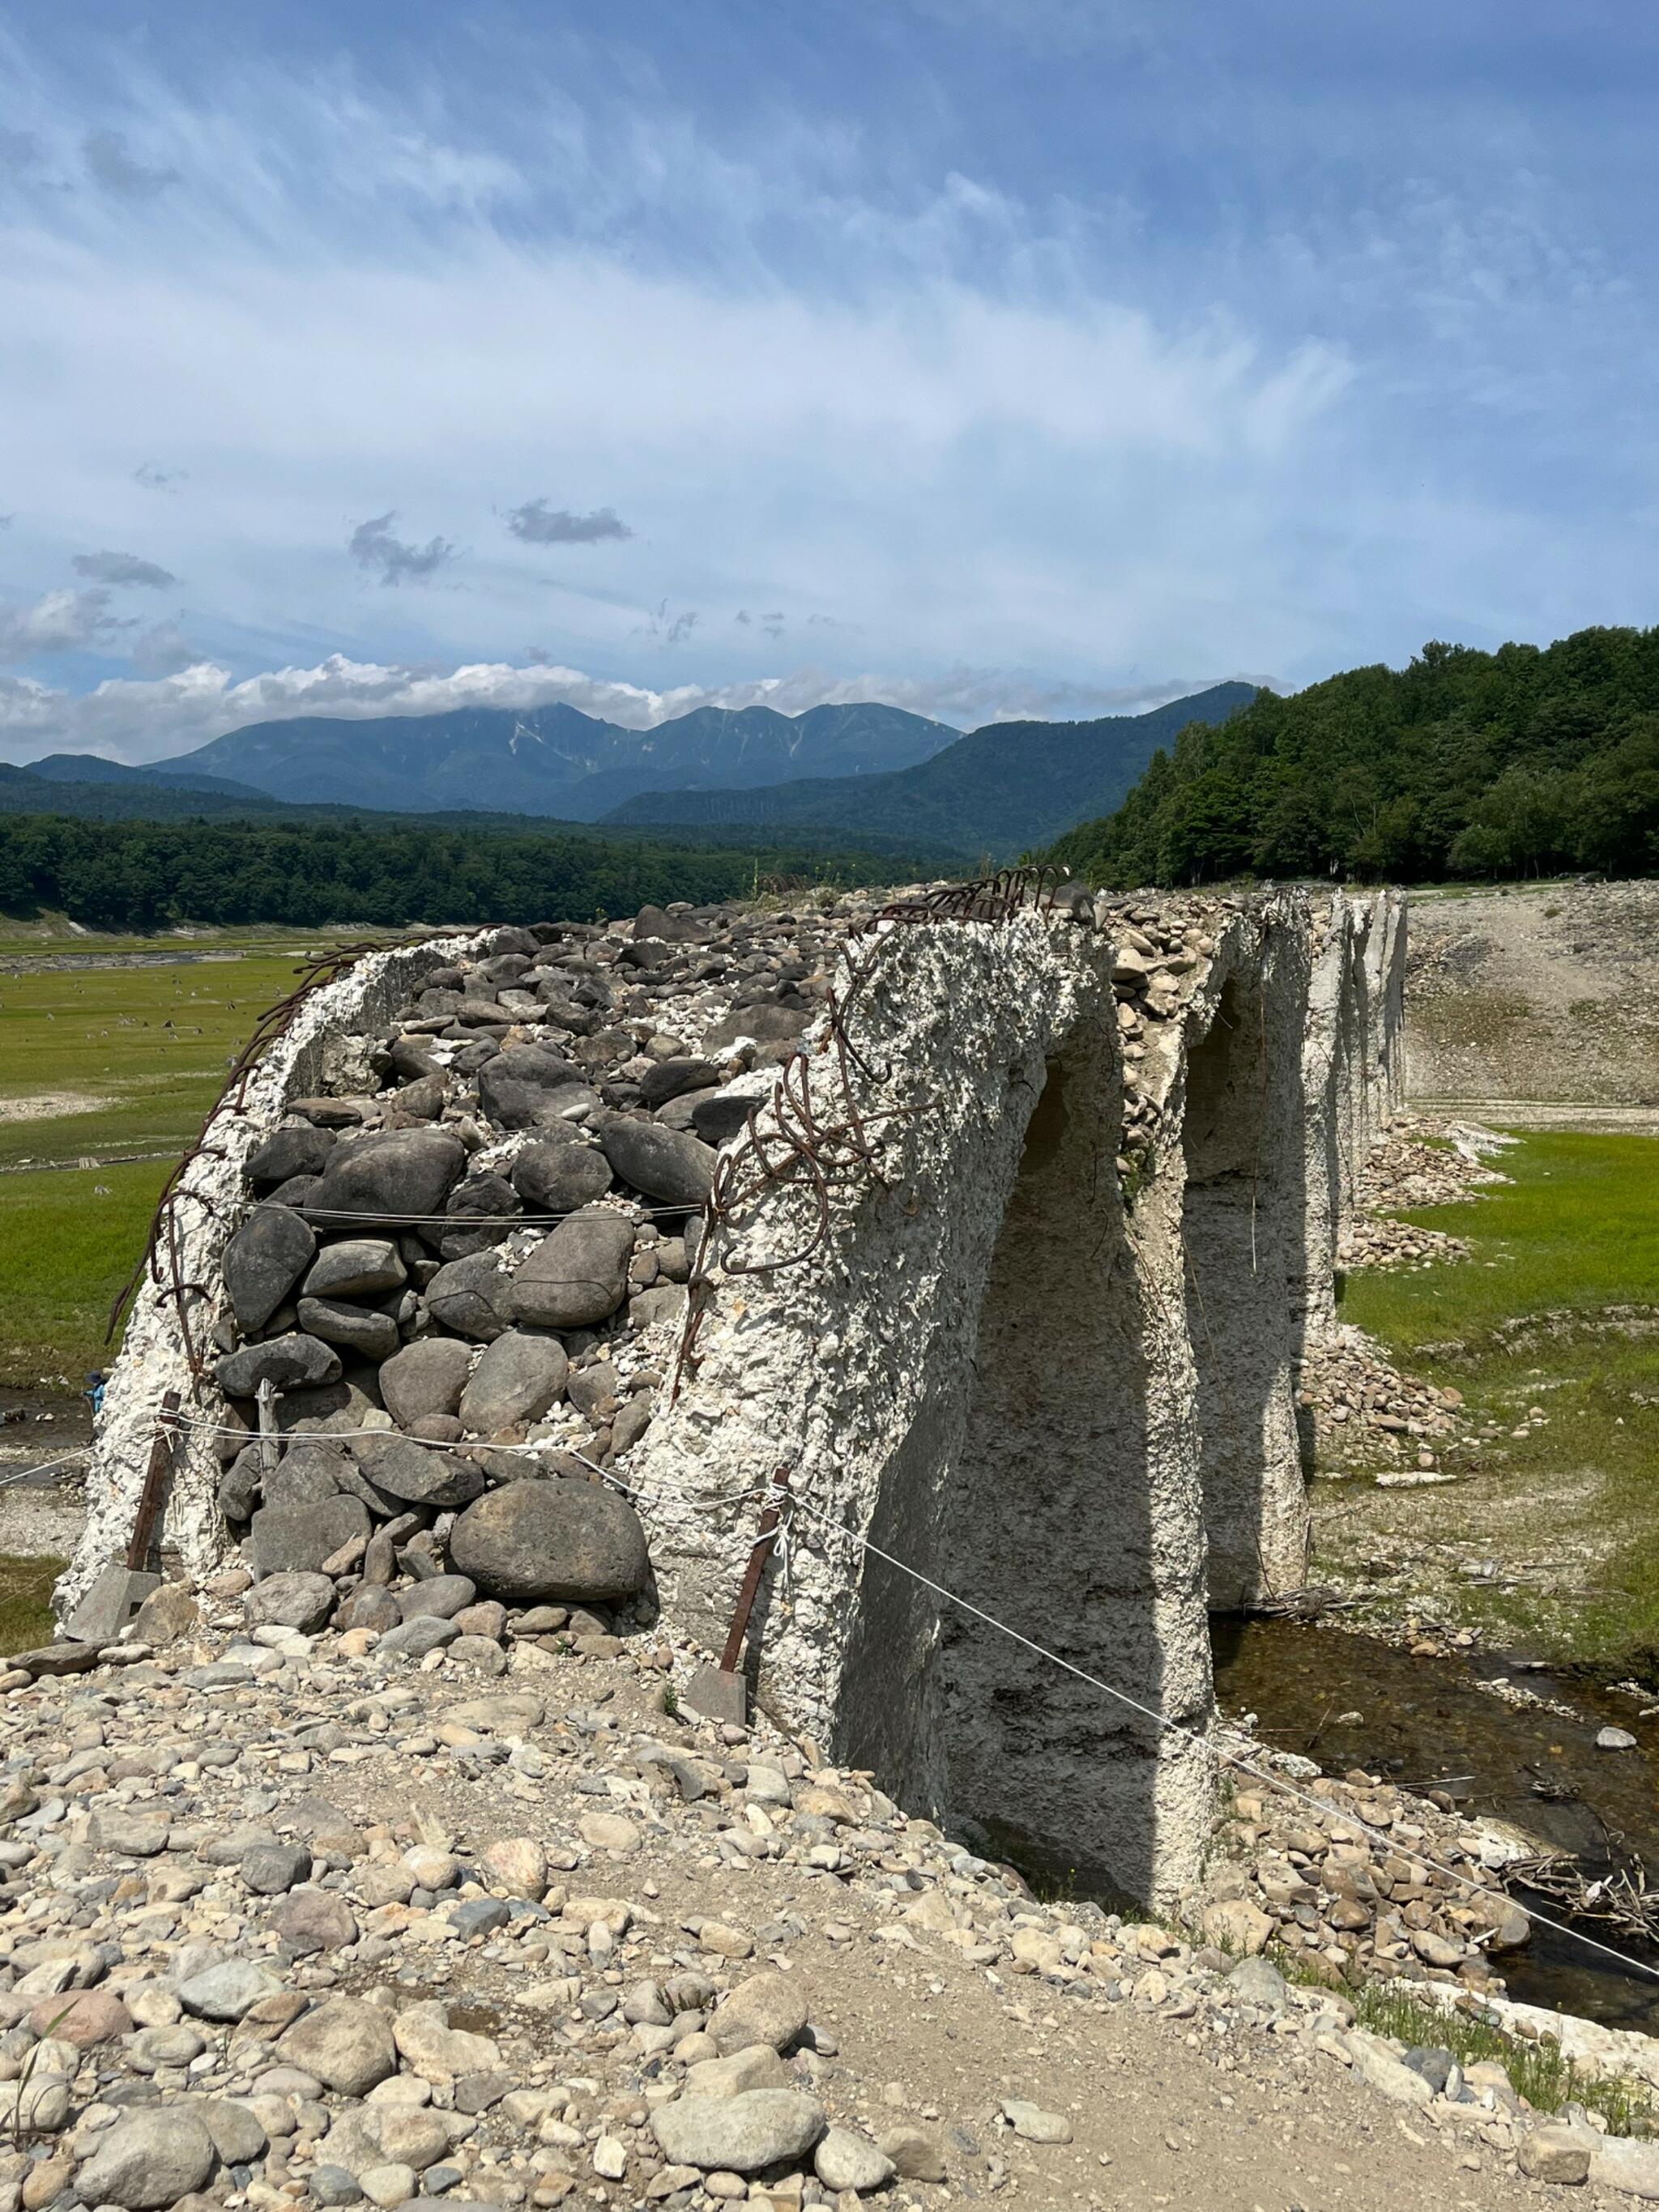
top-left (1358, 1127), bottom-right (1508, 1216)
top-left (0, 1570), bottom-right (1640, 2208)
top-left (1097, 903), bottom-right (1216, 1184)
top-left (1207, 1775), bottom-right (1529, 1997)
top-left (1298, 1327), bottom-right (1468, 1475)
top-left (1337, 1216), bottom-right (1470, 1271)
top-left (194, 898), bottom-right (877, 1643)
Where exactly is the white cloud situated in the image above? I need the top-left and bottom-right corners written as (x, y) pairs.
top-left (0, 586), bottom-right (128, 664)
top-left (0, 40), bottom-right (1366, 718)
top-left (0, 17), bottom-right (1648, 752)
top-left (0, 648), bottom-right (1265, 765)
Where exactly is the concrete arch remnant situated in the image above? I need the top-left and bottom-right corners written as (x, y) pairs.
top-left (638, 887), bottom-right (1404, 1905)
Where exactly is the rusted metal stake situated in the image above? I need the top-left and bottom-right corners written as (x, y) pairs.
top-left (126, 1390), bottom-right (181, 1573)
top-left (684, 1468), bottom-right (792, 1727)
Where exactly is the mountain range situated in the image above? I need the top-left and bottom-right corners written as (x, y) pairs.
top-left (20, 684), bottom-right (1255, 859)
top-left (28, 701), bottom-right (955, 822)
top-left (601, 683), bottom-right (1257, 854)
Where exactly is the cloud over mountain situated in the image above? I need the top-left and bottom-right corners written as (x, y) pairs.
top-left (0, 645), bottom-right (1262, 765)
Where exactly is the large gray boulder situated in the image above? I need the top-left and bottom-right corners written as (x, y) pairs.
top-left (599, 1119), bottom-right (717, 1208)
top-left (440, 1173), bottom-right (522, 1261)
top-left (224, 1205), bottom-right (318, 1333)
top-left (510, 1209), bottom-right (634, 1328)
top-left (250, 1494), bottom-right (371, 1578)
top-left (380, 1337), bottom-right (472, 1426)
top-left (295, 1297), bottom-right (400, 1361)
top-left (309, 1128), bottom-right (467, 1226)
top-left (459, 1332), bottom-right (569, 1435)
top-left (510, 1138), bottom-right (612, 1215)
top-left (349, 1433), bottom-right (484, 1512)
top-left (477, 1046), bottom-right (586, 1129)
top-left (246, 1124), bottom-right (336, 1187)
top-left (650, 2091), bottom-right (825, 2176)
top-left (639, 1057), bottom-right (720, 1108)
top-left (264, 1438), bottom-right (352, 1511)
top-left (242, 1572), bottom-right (335, 1633)
top-left (424, 1250), bottom-right (513, 1341)
top-left (73, 2108), bottom-right (216, 2208)
top-left (215, 1332), bottom-right (341, 1399)
top-left (303, 1238), bottom-right (406, 1298)
top-left (448, 1481), bottom-right (649, 1604)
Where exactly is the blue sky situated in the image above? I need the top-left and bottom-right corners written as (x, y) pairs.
top-left (1, 0), bottom-right (1655, 761)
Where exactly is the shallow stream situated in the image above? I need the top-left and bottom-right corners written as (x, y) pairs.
top-left (1211, 1617), bottom-right (1659, 2035)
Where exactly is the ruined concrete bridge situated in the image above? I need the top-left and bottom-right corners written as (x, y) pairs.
top-left (71, 880), bottom-right (1404, 1907)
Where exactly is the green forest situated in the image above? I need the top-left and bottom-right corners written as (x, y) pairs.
top-left (0, 813), bottom-right (918, 931)
top-left (1045, 625), bottom-right (1659, 887)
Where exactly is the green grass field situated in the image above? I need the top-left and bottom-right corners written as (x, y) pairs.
top-left (1337, 1130), bottom-right (1659, 1668)
top-left (0, 1555), bottom-right (62, 1655)
top-left (0, 931), bottom-right (358, 1387)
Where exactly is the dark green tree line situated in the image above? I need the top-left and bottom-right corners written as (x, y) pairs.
top-left (0, 814), bottom-right (909, 931)
top-left (1045, 628), bottom-right (1659, 887)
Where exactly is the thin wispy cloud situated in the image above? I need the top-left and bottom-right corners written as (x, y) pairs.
top-left (133, 462), bottom-right (187, 492)
top-left (81, 129), bottom-right (179, 200)
top-left (348, 513), bottom-right (458, 587)
top-left (505, 500), bottom-right (633, 546)
top-left (71, 550), bottom-right (178, 589)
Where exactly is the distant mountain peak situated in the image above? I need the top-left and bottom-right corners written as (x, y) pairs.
top-left (110, 698), bottom-right (961, 821)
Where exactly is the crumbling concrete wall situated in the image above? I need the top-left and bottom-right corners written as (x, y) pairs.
top-left (61, 936), bottom-right (476, 1610)
top-left (633, 887), bottom-right (1404, 1905)
top-left (70, 881), bottom-right (1402, 1910)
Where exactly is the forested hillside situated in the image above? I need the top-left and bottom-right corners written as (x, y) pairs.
top-left (1046, 629), bottom-right (1659, 887)
top-left (0, 814), bottom-right (920, 931)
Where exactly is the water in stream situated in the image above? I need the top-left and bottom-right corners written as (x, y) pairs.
top-left (1211, 1616), bottom-right (1659, 2035)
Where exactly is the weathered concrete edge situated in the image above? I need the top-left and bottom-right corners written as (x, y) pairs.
top-left (58, 932), bottom-right (482, 1613)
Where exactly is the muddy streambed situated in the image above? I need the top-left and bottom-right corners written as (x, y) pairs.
top-left (1212, 1617), bottom-right (1659, 2033)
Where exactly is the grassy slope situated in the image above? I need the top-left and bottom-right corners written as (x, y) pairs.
top-left (1334, 1130), bottom-right (1659, 1666)
top-left (0, 937), bottom-right (344, 1385)
top-left (0, 1557), bottom-right (64, 1655)
top-left (0, 949), bottom-right (318, 1170)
